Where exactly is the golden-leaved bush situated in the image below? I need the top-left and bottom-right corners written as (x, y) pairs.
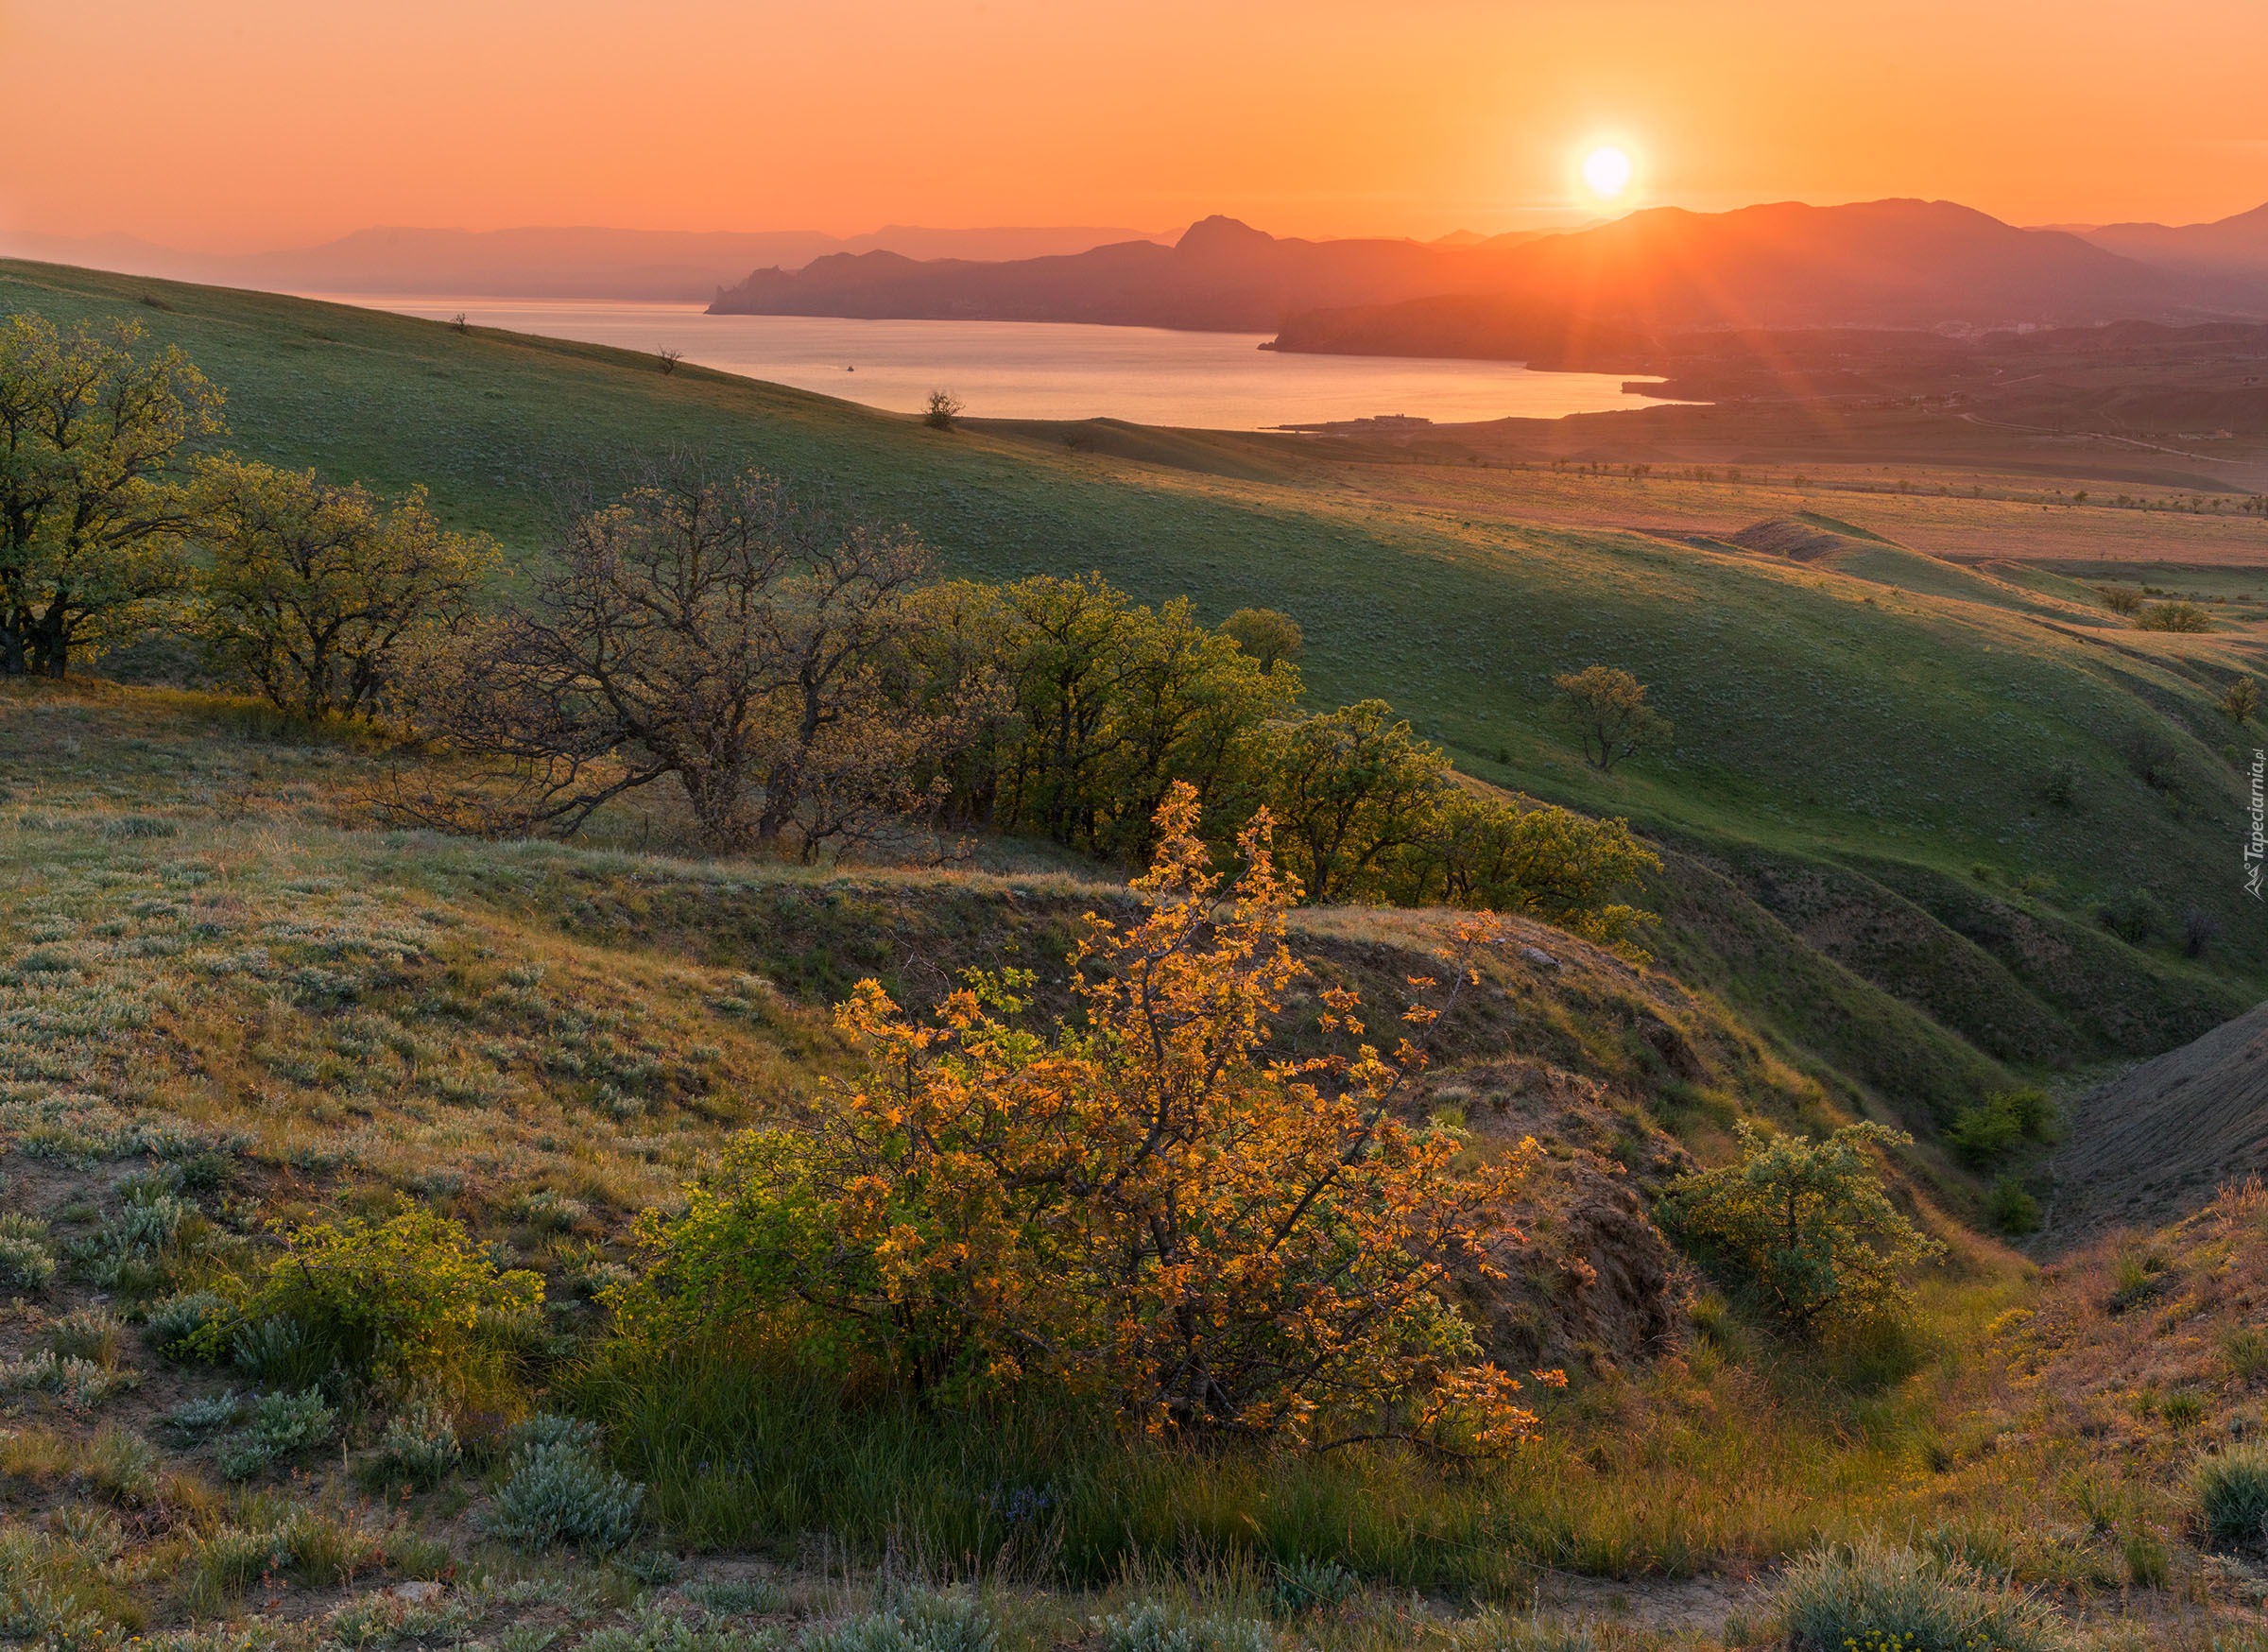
top-left (618, 783), bottom-right (1550, 1453)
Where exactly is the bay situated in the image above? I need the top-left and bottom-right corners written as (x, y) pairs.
top-left (311, 295), bottom-right (1673, 430)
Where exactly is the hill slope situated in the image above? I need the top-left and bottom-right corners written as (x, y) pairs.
top-left (4, 257), bottom-right (2260, 1111)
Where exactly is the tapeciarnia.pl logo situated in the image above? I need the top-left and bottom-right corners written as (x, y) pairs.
top-left (2248, 749), bottom-right (2265, 902)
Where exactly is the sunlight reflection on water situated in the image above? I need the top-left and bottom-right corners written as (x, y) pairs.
top-left (311, 295), bottom-right (1674, 430)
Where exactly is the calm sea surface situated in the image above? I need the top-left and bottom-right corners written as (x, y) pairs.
top-left (312, 295), bottom-right (1669, 430)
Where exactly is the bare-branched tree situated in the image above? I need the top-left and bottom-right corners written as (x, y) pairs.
top-left (392, 468), bottom-right (951, 855)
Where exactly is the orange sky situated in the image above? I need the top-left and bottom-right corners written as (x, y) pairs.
top-left (6, 0), bottom-right (2265, 250)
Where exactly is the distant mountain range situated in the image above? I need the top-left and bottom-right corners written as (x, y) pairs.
top-left (709, 199), bottom-right (2268, 359)
top-left (2063, 202), bottom-right (2268, 278)
top-left (0, 224), bottom-right (1173, 301)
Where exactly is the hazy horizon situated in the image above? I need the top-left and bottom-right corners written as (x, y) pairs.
top-left (8, 0), bottom-right (2264, 253)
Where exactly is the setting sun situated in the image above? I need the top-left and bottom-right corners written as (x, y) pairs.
top-left (1581, 145), bottom-right (1636, 199)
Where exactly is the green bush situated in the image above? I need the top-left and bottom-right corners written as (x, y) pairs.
top-left (2196, 1445), bottom-right (2268, 1543)
top-left (1948, 1089), bottom-right (2057, 1167)
top-left (1774, 1534), bottom-right (2063, 1651)
top-left (1093, 1603), bottom-right (1273, 1652)
top-left (69, 1190), bottom-right (204, 1294)
top-left (1658, 1123), bottom-right (1944, 1335)
top-left (365, 1402), bottom-right (463, 1491)
top-left (163, 1390), bottom-right (245, 1437)
top-left (807, 1592), bottom-right (1000, 1652)
top-left (232, 1316), bottom-right (336, 1389)
top-left (45, 1307), bottom-right (125, 1369)
top-left (1984, 1178), bottom-right (2041, 1235)
top-left (481, 1440), bottom-right (645, 1552)
top-left (144, 1290), bottom-right (232, 1360)
top-left (0, 1213), bottom-right (57, 1292)
top-left (215, 1387), bottom-right (337, 1480)
top-left (244, 1207), bottom-right (542, 1389)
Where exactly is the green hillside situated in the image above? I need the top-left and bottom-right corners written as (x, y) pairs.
top-left (4, 257), bottom-right (2258, 1093)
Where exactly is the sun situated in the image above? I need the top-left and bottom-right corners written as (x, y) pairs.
top-left (1580, 145), bottom-right (1635, 199)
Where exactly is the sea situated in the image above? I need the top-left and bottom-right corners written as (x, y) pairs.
top-left (308, 296), bottom-right (1669, 430)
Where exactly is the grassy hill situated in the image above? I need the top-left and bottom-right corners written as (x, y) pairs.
top-left (3, 258), bottom-right (2261, 1102)
top-left (10, 683), bottom-right (2268, 1649)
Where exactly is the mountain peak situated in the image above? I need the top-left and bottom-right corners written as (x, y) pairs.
top-left (1175, 215), bottom-right (1276, 256)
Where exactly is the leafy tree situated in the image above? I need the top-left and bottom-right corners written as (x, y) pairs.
top-left (1246, 700), bottom-right (1450, 903)
top-left (1552, 665), bottom-right (1671, 772)
top-left (614, 784), bottom-right (1551, 1453)
top-left (952, 575), bottom-right (1296, 860)
top-left (1659, 1123), bottom-right (1943, 1335)
top-left (1946, 1087), bottom-right (2056, 1166)
top-left (1393, 787), bottom-right (1660, 944)
top-left (198, 461), bottom-right (498, 720)
top-left (1219, 607), bottom-right (1302, 674)
top-left (2221, 676), bottom-right (2259, 728)
top-left (0, 315), bottom-right (221, 677)
top-left (2094, 584), bottom-right (2143, 615)
top-left (924, 389), bottom-right (963, 430)
top-left (2135, 601), bottom-right (2211, 633)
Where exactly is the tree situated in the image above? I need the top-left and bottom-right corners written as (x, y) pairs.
top-left (1552, 665), bottom-right (1670, 772)
top-left (2221, 676), bottom-right (2259, 728)
top-left (198, 461), bottom-right (499, 721)
top-left (1219, 607), bottom-right (1302, 674)
top-left (613, 784), bottom-right (1550, 1453)
top-left (2095, 584), bottom-right (2143, 615)
top-left (1247, 700), bottom-right (1451, 903)
top-left (1393, 786), bottom-right (1660, 944)
top-left (924, 389), bottom-right (963, 430)
top-left (396, 469), bottom-right (944, 852)
top-left (2136, 601), bottom-right (2211, 633)
top-left (0, 316), bottom-right (221, 677)
top-left (1658, 1123), bottom-right (1942, 1335)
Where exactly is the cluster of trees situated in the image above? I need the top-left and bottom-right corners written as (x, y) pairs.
top-left (1, 315), bottom-right (497, 712)
top-left (4, 314), bottom-right (1659, 933)
top-left (390, 467), bottom-right (1657, 932)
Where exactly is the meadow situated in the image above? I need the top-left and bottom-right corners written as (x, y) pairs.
top-left (4, 256), bottom-right (2260, 1090)
top-left (8, 260), bottom-right (2268, 1649)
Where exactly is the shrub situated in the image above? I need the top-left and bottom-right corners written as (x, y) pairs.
top-left (1949, 1089), bottom-right (2056, 1167)
top-left (72, 1190), bottom-right (202, 1291)
top-left (244, 1207), bottom-right (542, 1387)
top-left (163, 1390), bottom-right (245, 1437)
top-left (2135, 601), bottom-right (2211, 632)
top-left (0, 1351), bottom-right (138, 1409)
top-left (2196, 1445), bottom-right (2268, 1543)
top-left (215, 1387), bottom-right (337, 1480)
top-left (1774, 1533), bottom-right (2062, 1651)
top-left (144, 1290), bottom-right (232, 1360)
top-left (2096, 887), bottom-right (2165, 944)
top-left (365, 1403), bottom-right (463, 1490)
top-left (1658, 1123), bottom-right (1944, 1336)
top-left (1984, 1178), bottom-right (2041, 1236)
top-left (615, 786), bottom-right (1545, 1451)
top-left (507, 1411), bottom-right (602, 1456)
top-left (2095, 584), bottom-right (2143, 615)
top-left (45, 1307), bottom-right (125, 1367)
top-left (0, 1225), bottom-right (58, 1292)
top-left (1093, 1602), bottom-right (1273, 1652)
top-left (481, 1440), bottom-right (645, 1551)
top-left (232, 1316), bottom-right (336, 1389)
top-left (923, 389), bottom-right (963, 431)
top-left (1268, 1556), bottom-right (1361, 1618)
top-left (804, 1592), bottom-right (998, 1652)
